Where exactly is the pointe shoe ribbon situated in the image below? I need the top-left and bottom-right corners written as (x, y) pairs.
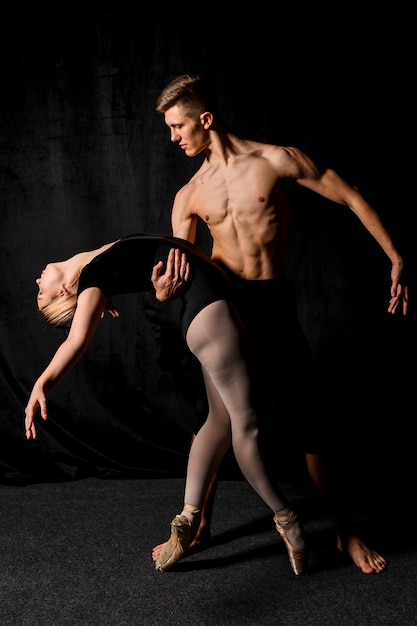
top-left (274, 509), bottom-right (309, 575)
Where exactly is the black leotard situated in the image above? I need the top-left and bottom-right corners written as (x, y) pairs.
top-left (77, 234), bottom-right (232, 338)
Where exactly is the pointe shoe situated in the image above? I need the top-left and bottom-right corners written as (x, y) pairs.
top-left (155, 514), bottom-right (198, 572)
top-left (274, 508), bottom-right (309, 575)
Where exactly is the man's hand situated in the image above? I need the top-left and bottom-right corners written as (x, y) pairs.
top-left (151, 248), bottom-right (190, 303)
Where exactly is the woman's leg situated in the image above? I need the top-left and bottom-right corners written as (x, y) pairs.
top-left (152, 369), bottom-right (232, 568)
top-left (187, 433), bottom-right (219, 549)
top-left (186, 301), bottom-right (288, 512)
top-left (153, 301), bottom-right (308, 573)
top-left (182, 371), bottom-right (232, 507)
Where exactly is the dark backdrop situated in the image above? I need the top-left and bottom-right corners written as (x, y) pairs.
top-left (1, 4), bottom-right (414, 486)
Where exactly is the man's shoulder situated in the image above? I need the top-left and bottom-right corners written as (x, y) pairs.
top-left (261, 144), bottom-right (311, 173)
top-left (173, 174), bottom-right (202, 209)
top-left (176, 170), bottom-right (202, 195)
top-left (244, 139), bottom-right (290, 159)
top-left (240, 142), bottom-right (300, 174)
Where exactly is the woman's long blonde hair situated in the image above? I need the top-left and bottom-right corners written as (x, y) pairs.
top-left (39, 271), bottom-right (81, 328)
top-left (40, 294), bottom-right (78, 328)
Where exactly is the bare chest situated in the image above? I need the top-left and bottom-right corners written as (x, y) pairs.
top-left (192, 160), bottom-right (284, 226)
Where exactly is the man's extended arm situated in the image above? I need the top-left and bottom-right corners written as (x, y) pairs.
top-left (286, 147), bottom-right (408, 315)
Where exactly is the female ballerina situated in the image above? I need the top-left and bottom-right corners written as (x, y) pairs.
top-left (24, 233), bottom-right (308, 575)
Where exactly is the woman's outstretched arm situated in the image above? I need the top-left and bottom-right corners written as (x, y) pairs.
top-left (24, 288), bottom-right (105, 440)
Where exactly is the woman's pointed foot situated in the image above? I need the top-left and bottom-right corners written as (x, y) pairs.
top-left (274, 508), bottom-right (309, 575)
top-left (154, 513), bottom-right (199, 572)
top-left (152, 521), bottom-right (209, 563)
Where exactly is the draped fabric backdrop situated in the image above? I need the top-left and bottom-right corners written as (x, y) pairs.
top-left (1, 4), bottom-right (414, 485)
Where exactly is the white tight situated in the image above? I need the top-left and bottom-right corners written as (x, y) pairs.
top-left (184, 300), bottom-right (288, 513)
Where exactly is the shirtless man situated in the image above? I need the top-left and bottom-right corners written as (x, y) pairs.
top-left (152, 74), bottom-right (408, 574)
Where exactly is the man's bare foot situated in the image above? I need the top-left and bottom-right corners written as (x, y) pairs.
top-left (337, 534), bottom-right (387, 574)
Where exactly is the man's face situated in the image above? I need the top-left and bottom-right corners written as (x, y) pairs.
top-left (164, 104), bottom-right (209, 157)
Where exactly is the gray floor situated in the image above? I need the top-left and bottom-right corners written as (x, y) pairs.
top-left (1, 476), bottom-right (416, 626)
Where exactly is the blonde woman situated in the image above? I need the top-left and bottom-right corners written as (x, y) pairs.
top-left (25, 233), bottom-right (308, 575)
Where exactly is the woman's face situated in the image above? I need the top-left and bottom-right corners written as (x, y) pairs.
top-left (36, 263), bottom-right (62, 309)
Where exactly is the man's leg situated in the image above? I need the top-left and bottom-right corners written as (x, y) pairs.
top-left (305, 452), bottom-right (387, 574)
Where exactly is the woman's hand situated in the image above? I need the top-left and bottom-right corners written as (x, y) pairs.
top-left (388, 263), bottom-right (408, 316)
top-left (24, 381), bottom-right (48, 440)
top-left (151, 248), bottom-right (190, 303)
top-left (101, 297), bottom-right (120, 319)
top-left (388, 283), bottom-right (408, 315)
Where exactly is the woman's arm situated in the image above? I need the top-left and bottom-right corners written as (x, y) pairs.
top-left (24, 288), bottom-right (105, 440)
